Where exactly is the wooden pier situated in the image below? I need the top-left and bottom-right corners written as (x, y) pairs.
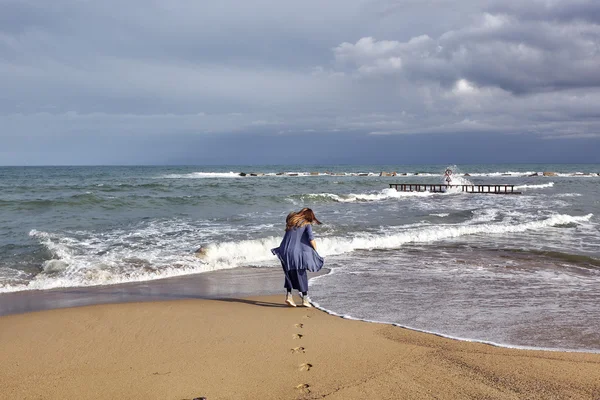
top-left (389, 183), bottom-right (521, 194)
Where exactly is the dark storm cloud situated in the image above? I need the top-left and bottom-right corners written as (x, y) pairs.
top-left (0, 0), bottom-right (599, 165)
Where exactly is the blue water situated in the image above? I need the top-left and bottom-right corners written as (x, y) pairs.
top-left (1, 164), bottom-right (599, 351)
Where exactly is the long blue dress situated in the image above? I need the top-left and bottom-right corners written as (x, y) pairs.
top-left (271, 224), bottom-right (324, 293)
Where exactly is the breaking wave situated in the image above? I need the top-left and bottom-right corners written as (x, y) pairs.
top-left (1, 213), bottom-right (592, 293)
top-left (514, 182), bottom-right (555, 189)
top-left (159, 171), bottom-right (600, 179)
top-left (301, 188), bottom-right (440, 203)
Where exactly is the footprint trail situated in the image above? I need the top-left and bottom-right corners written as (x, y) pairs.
top-left (299, 363), bottom-right (312, 372)
top-left (295, 383), bottom-right (310, 394)
top-left (291, 347), bottom-right (305, 354)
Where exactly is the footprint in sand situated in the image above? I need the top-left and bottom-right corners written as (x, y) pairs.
top-left (290, 347), bottom-right (306, 354)
top-left (302, 315), bottom-right (312, 319)
top-left (295, 383), bottom-right (310, 394)
top-left (293, 333), bottom-right (303, 339)
top-left (299, 363), bottom-right (312, 372)
top-left (294, 323), bottom-right (304, 329)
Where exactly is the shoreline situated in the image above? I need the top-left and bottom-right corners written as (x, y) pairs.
top-left (0, 266), bottom-right (328, 317)
top-left (3, 266), bottom-right (600, 355)
top-left (310, 300), bottom-right (600, 355)
top-left (2, 295), bottom-right (600, 399)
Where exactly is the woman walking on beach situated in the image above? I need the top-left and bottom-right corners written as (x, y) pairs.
top-left (272, 208), bottom-right (324, 307)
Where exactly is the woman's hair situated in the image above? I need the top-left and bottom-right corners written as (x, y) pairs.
top-left (286, 208), bottom-right (322, 231)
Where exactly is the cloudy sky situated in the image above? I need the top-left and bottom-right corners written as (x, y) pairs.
top-left (1, 0), bottom-right (599, 165)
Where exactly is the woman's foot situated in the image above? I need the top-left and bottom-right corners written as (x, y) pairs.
top-left (301, 296), bottom-right (312, 308)
top-left (285, 293), bottom-right (297, 307)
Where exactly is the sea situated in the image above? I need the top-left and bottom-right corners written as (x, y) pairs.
top-left (0, 164), bottom-right (599, 352)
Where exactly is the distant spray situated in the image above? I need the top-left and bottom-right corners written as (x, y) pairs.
top-left (443, 165), bottom-right (473, 186)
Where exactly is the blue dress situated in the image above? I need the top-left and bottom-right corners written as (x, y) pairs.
top-left (271, 224), bottom-right (324, 293)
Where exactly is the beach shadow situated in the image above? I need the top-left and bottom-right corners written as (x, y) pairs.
top-left (215, 298), bottom-right (289, 308)
top-left (0, 290), bottom-right (290, 316)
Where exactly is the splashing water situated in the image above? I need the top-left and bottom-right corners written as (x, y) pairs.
top-left (443, 165), bottom-right (474, 186)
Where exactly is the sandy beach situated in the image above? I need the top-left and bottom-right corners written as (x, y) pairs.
top-left (1, 295), bottom-right (600, 400)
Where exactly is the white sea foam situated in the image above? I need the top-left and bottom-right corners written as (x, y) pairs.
top-left (514, 182), bottom-right (555, 189)
top-left (2, 213), bottom-right (592, 293)
top-left (162, 172), bottom-right (242, 179)
top-left (159, 171), bottom-right (600, 179)
top-left (296, 182), bottom-right (560, 205)
top-left (462, 171), bottom-right (537, 177)
top-left (445, 174), bottom-right (473, 185)
top-left (0, 220), bottom-right (267, 293)
top-left (468, 209), bottom-right (500, 223)
top-left (555, 193), bottom-right (582, 197)
top-left (319, 214), bottom-right (592, 256)
top-left (304, 188), bottom-right (439, 203)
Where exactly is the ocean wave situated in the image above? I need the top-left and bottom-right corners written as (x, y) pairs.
top-left (158, 170), bottom-right (600, 179)
top-left (1, 220), bottom-right (252, 293)
top-left (514, 182), bottom-right (555, 189)
top-left (299, 182), bottom-right (555, 203)
top-left (190, 213), bottom-right (595, 264)
top-left (0, 193), bottom-right (108, 210)
top-left (105, 182), bottom-right (171, 190)
top-left (319, 214), bottom-right (592, 256)
top-left (555, 193), bottom-right (582, 198)
top-left (0, 193), bottom-right (256, 211)
top-left (1, 213), bottom-right (592, 293)
top-left (162, 172), bottom-right (242, 179)
top-left (307, 297), bottom-right (600, 353)
top-left (301, 188), bottom-right (439, 203)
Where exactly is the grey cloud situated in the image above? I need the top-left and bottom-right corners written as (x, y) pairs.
top-left (334, 10), bottom-right (600, 94)
top-left (489, 0), bottom-right (600, 24)
top-left (0, 0), bottom-right (599, 165)
top-left (1, 0), bottom-right (364, 115)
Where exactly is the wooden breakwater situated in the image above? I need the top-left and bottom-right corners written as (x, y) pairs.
top-left (389, 183), bottom-right (521, 195)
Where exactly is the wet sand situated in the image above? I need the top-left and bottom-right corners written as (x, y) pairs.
top-left (1, 294), bottom-right (600, 400)
top-left (0, 267), bottom-right (328, 316)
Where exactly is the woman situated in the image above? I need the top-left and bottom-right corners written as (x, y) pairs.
top-left (272, 208), bottom-right (324, 307)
